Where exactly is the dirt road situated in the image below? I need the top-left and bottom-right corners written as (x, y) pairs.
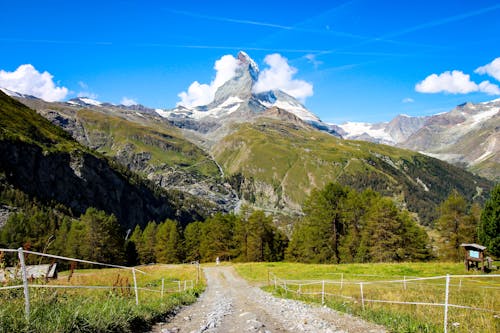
top-left (153, 266), bottom-right (385, 333)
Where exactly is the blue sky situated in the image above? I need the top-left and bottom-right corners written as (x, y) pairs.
top-left (1, 0), bottom-right (500, 123)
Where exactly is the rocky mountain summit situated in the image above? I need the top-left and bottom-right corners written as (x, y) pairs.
top-left (157, 51), bottom-right (341, 146)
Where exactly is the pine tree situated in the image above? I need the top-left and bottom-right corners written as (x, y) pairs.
top-left (436, 190), bottom-right (477, 261)
top-left (478, 184), bottom-right (500, 257)
top-left (289, 183), bottom-right (350, 263)
top-left (184, 221), bottom-right (203, 262)
top-left (155, 219), bottom-right (182, 263)
top-left (79, 208), bottom-right (125, 264)
top-left (199, 213), bottom-right (235, 261)
top-left (139, 221), bottom-right (157, 264)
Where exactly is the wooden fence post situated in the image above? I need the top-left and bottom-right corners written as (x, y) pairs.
top-left (340, 273), bottom-right (344, 290)
top-left (178, 280), bottom-right (181, 292)
top-left (403, 276), bottom-right (407, 290)
top-left (444, 274), bottom-right (450, 333)
top-left (321, 280), bottom-right (325, 305)
top-left (161, 278), bottom-right (165, 298)
top-left (360, 282), bottom-right (365, 311)
top-left (132, 268), bottom-right (139, 305)
top-left (17, 247), bottom-right (30, 320)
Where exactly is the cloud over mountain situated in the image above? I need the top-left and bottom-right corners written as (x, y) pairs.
top-left (415, 70), bottom-right (500, 95)
top-left (0, 64), bottom-right (68, 101)
top-left (253, 53), bottom-right (313, 103)
top-left (177, 52), bottom-right (313, 107)
top-left (178, 55), bottom-right (240, 107)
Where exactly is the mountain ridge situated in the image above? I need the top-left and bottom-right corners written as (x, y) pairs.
top-left (0, 90), bottom-right (215, 229)
top-left (337, 99), bottom-right (499, 180)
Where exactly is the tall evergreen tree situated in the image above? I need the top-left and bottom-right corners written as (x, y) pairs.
top-left (478, 184), bottom-right (500, 257)
top-left (436, 190), bottom-right (476, 261)
top-left (184, 221), bottom-right (203, 262)
top-left (199, 213), bottom-right (235, 261)
top-left (288, 183), bottom-right (350, 263)
top-left (138, 221), bottom-right (157, 264)
top-left (79, 208), bottom-right (125, 264)
top-left (155, 219), bottom-right (182, 263)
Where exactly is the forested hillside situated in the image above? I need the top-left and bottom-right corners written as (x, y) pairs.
top-left (214, 114), bottom-right (492, 225)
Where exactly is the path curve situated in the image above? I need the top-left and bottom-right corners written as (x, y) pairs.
top-left (152, 266), bottom-right (386, 333)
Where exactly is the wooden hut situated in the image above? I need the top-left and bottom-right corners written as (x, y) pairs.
top-left (460, 243), bottom-right (487, 272)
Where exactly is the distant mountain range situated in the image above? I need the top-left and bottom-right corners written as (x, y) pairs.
top-left (337, 99), bottom-right (500, 181)
top-left (0, 51), bottom-right (495, 227)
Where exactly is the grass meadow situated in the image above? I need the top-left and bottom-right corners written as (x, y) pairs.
top-left (235, 262), bottom-right (499, 333)
top-left (0, 264), bottom-right (204, 333)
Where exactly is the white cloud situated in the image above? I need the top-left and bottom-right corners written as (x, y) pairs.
top-left (415, 70), bottom-right (478, 94)
top-left (121, 97), bottom-right (138, 106)
top-left (178, 54), bottom-right (240, 107)
top-left (253, 53), bottom-right (313, 102)
top-left (402, 97), bottom-right (415, 103)
top-left (475, 57), bottom-right (500, 81)
top-left (0, 64), bottom-right (68, 101)
top-left (478, 80), bottom-right (500, 95)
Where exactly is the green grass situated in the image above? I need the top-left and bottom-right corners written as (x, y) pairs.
top-left (0, 264), bottom-right (204, 333)
top-left (76, 109), bottom-right (220, 179)
top-left (235, 262), bottom-right (500, 333)
top-left (0, 91), bottom-right (80, 153)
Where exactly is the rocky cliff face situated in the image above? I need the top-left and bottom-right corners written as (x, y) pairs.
top-left (0, 140), bottom-right (214, 229)
top-left (0, 91), bottom-right (214, 228)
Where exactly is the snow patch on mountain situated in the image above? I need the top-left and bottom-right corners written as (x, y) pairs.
top-left (67, 97), bottom-right (102, 107)
top-left (471, 107), bottom-right (498, 124)
top-left (192, 97), bottom-right (243, 119)
top-left (1, 87), bottom-right (25, 98)
top-left (339, 122), bottom-right (394, 143)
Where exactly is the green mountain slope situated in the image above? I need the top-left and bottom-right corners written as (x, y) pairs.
top-left (17, 97), bottom-right (236, 211)
top-left (0, 91), bottom-right (214, 229)
top-left (213, 112), bottom-right (492, 225)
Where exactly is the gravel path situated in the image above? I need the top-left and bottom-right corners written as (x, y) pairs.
top-left (151, 266), bottom-right (386, 333)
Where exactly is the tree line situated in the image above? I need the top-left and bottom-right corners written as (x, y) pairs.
top-left (1, 181), bottom-right (499, 266)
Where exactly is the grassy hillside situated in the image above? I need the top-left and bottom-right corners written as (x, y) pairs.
top-left (0, 91), bottom-right (215, 228)
top-left (75, 109), bottom-right (220, 179)
top-left (0, 91), bottom-right (79, 152)
top-left (213, 116), bottom-right (492, 224)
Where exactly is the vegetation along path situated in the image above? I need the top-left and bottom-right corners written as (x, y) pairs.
top-left (152, 266), bottom-right (385, 333)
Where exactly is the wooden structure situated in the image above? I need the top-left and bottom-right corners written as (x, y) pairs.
top-left (460, 243), bottom-right (487, 272)
top-left (0, 263), bottom-right (57, 283)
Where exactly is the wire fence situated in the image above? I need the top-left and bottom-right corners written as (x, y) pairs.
top-left (270, 271), bottom-right (500, 333)
top-left (0, 248), bottom-right (198, 320)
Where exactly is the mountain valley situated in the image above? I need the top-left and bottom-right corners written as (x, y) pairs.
top-left (0, 51), bottom-right (496, 228)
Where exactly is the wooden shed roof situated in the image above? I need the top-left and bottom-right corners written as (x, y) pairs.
top-left (460, 243), bottom-right (487, 251)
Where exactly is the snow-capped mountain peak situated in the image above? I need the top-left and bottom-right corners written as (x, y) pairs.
top-left (0, 87), bottom-right (39, 100)
top-left (237, 51), bottom-right (259, 81)
top-left (67, 97), bottom-right (102, 107)
top-left (161, 51), bottom-right (328, 132)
